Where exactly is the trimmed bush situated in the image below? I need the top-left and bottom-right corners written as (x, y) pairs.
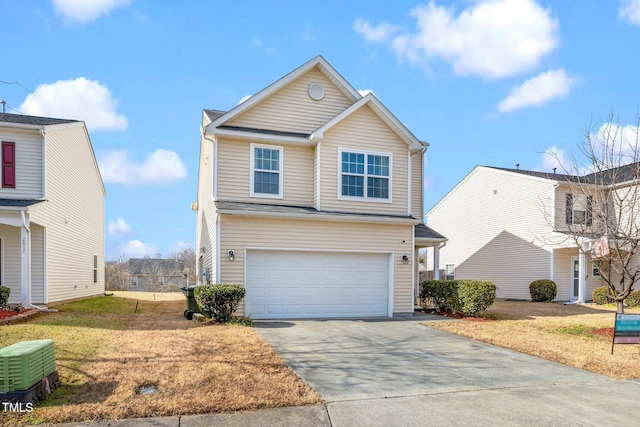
top-left (529, 279), bottom-right (557, 303)
top-left (457, 280), bottom-right (497, 316)
top-left (420, 280), bottom-right (496, 316)
top-left (194, 284), bottom-right (246, 323)
top-left (626, 289), bottom-right (640, 308)
top-left (592, 286), bottom-right (614, 305)
top-left (0, 285), bottom-right (9, 306)
top-left (419, 280), bottom-right (459, 312)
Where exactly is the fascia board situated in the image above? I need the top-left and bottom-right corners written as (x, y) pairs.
top-left (217, 208), bottom-right (420, 225)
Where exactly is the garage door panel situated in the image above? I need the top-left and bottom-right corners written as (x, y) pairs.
top-left (246, 250), bottom-right (389, 319)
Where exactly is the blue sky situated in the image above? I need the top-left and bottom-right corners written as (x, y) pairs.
top-left (1, 0), bottom-right (640, 259)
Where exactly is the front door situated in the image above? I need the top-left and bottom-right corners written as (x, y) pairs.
top-left (571, 257), bottom-right (580, 300)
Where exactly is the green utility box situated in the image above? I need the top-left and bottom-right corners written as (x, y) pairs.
top-left (0, 340), bottom-right (56, 392)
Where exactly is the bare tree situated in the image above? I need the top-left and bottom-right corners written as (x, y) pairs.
top-left (105, 255), bottom-right (130, 291)
top-left (140, 255), bottom-right (165, 292)
top-left (170, 246), bottom-right (197, 286)
top-left (549, 112), bottom-right (640, 313)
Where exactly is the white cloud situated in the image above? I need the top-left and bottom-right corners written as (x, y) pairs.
top-left (108, 218), bottom-right (132, 236)
top-left (99, 149), bottom-right (187, 185)
top-left (498, 69), bottom-right (577, 113)
top-left (52, 0), bottom-right (131, 24)
top-left (541, 146), bottom-right (569, 173)
top-left (593, 122), bottom-right (640, 160)
top-left (358, 89), bottom-right (375, 97)
top-left (19, 78), bottom-right (128, 132)
top-left (238, 95), bottom-right (251, 104)
top-left (390, 0), bottom-right (559, 78)
top-left (619, 0), bottom-right (640, 24)
top-left (118, 240), bottom-right (158, 258)
top-left (169, 241), bottom-right (194, 253)
top-left (353, 18), bottom-right (400, 42)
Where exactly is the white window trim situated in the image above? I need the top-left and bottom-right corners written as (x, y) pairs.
top-left (571, 194), bottom-right (588, 225)
top-left (250, 143), bottom-right (284, 199)
top-left (337, 147), bottom-right (393, 203)
top-left (445, 263), bottom-right (455, 280)
top-left (592, 259), bottom-right (601, 277)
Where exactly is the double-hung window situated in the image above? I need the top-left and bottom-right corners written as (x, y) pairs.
top-left (250, 144), bottom-right (283, 198)
top-left (566, 194), bottom-right (592, 226)
top-left (339, 149), bottom-right (391, 201)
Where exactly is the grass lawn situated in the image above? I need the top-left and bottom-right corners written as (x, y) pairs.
top-left (424, 300), bottom-right (640, 379)
top-left (0, 295), bottom-right (320, 426)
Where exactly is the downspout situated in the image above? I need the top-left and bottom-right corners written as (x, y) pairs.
top-left (21, 211), bottom-right (56, 311)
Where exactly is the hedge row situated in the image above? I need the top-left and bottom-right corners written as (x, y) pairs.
top-left (419, 280), bottom-right (496, 316)
top-left (593, 286), bottom-right (640, 307)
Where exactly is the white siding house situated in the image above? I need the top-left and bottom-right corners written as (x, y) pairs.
top-left (194, 56), bottom-right (445, 319)
top-left (427, 166), bottom-right (607, 301)
top-left (0, 113), bottom-right (105, 307)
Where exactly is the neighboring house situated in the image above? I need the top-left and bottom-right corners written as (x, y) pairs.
top-left (426, 165), bottom-right (626, 302)
top-left (0, 113), bottom-right (105, 307)
top-left (195, 55), bottom-right (446, 319)
top-left (128, 258), bottom-right (187, 291)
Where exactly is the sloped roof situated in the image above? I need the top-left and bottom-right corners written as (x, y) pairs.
top-left (415, 223), bottom-right (446, 240)
top-left (203, 109), bottom-right (226, 123)
top-left (0, 113), bottom-right (78, 126)
top-left (0, 198), bottom-right (45, 208)
top-left (129, 258), bottom-right (184, 276)
top-left (487, 163), bottom-right (640, 186)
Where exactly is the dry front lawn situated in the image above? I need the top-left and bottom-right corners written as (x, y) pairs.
top-left (424, 300), bottom-right (640, 379)
top-left (0, 295), bottom-right (320, 426)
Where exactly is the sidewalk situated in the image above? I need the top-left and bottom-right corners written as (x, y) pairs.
top-left (57, 405), bottom-right (330, 427)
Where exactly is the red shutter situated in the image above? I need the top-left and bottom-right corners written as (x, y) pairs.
top-left (2, 141), bottom-right (15, 188)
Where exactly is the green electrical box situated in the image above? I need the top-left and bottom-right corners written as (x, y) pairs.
top-left (0, 340), bottom-right (56, 392)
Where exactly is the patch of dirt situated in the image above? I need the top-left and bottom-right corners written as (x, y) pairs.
top-left (591, 327), bottom-right (614, 337)
top-left (0, 307), bottom-right (28, 319)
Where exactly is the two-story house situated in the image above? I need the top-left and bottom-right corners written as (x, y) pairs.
top-left (128, 258), bottom-right (187, 291)
top-left (195, 56), bottom-right (446, 319)
top-left (426, 165), bottom-right (620, 302)
top-left (0, 113), bottom-right (105, 308)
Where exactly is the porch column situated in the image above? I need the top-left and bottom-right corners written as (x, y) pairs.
top-left (433, 245), bottom-right (440, 280)
top-left (578, 249), bottom-right (586, 304)
top-left (20, 225), bottom-right (30, 307)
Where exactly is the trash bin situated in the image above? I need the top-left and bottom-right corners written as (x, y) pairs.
top-left (181, 285), bottom-right (201, 320)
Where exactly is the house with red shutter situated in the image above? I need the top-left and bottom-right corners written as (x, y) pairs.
top-left (0, 113), bottom-right (105, 308)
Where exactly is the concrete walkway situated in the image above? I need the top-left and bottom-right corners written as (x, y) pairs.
top-left (53, 316), bottom-right (640, 426)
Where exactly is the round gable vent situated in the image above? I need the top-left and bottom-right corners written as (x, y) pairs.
top-left (308, 83), bottom-right (325, 101)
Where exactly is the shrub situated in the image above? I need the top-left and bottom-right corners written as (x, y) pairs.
top-left (457, 280), bottom-right (497, 316)
top-left (194, 284), bottom-right (246, 323)
top-left (420, 280), bottom-right (496, 316)
top-left (0, 285), bottom-right (10, 306)
top-left (592, 286), bottom-right (614, 305)
top-left (529, 279), bottom-right (557, 303)
top-left (419, 280), bottom-right (459, 312)
top-left (626, 289), bottom-right (640, 308)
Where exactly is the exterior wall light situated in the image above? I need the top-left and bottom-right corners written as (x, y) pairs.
top-left (228, 250), bottom-right (235, 261)
top-left (402, 254), bottom-right (409, 264)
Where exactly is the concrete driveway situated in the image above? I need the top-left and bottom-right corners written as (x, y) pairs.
top-left (255, 317), bottom-right (640, 426)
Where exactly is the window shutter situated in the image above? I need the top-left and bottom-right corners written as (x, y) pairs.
top-left (2, 141), bottom-right (15, 189)
top-left (566, 194), bottom-right (573, 224)
top-left (586, 196), bottom-right (593, 226)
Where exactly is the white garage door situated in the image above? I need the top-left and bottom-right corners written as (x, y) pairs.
top-left (245, 250), bottom-right (389, 319)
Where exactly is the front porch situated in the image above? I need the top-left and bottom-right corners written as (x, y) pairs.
top-left (414, 223), bottom-right (447, 305)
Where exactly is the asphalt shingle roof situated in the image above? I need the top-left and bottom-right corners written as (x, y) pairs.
top-left (0, 199), bottom-right (45, 208)
top-left (486, 163), bottom-right (640, 185)
top-left (415, 223), bottom-right (446, 240)
top-left (128, 258), bottom-right (184, 276)
top-left (203, 109), bottom-right (226, 122)
top-left (0, 113), bottom-right (78, 126)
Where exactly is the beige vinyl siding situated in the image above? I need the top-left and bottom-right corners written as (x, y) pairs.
top-left (411, 153), bottom-right (423, 219)
top-left (226, 68), bottom-right (353, 134)
top-left (0, 225), bottom-right (21, 304)
top-left (612, 184), bottom-right (640, 234)
top-left (216, 138), bottom-right (314, 207)
top-left (219, 215), bottom-right (414, 315)
top-left (30, 222), bottom-right (45, 304)
top-left (320, 106), bottom-right (409, 216)
top-left (196, 135), bottom-right (217, 283)
top-left (0, 128), bottom-right (43, 199)
top-left (553, 248), bottom-right (603, 301)
top-left (428, 168), bottom-right (555, 299)
top-left (29, 125), bottom-right (105, 303)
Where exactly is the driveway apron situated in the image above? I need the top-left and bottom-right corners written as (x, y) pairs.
top-left (255, 318), bottom-right (640, 426)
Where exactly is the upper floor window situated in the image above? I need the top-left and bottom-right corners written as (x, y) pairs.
top-left (2, 141), bottom-right (16, 189)
top-left (566, 194), bottom-right (592, 226)
top-left (445, 264), bottom-right (455, 280)
top-left (250, 143), bottom-right (283, 198)
top-left (339, 149), bottom-right (391, 201)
